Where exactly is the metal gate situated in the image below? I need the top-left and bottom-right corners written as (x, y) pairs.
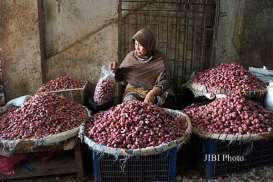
top-left (118, 0), bottom-right (219, 92)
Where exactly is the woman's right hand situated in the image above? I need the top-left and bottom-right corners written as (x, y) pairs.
top-left (109, 62), bottom-right (118, 71)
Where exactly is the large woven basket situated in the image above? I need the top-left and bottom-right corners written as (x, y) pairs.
top-left (0, 107), bottom-right (91, 157)
top-left (80, 109), bottom-right (192, 157)
top-left (192, 126), bottom-right (273, 142)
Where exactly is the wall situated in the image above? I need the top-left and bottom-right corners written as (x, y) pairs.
top-left (0, 0), bottom-right (118, 100)
top-left (0, 0), bottom-right (42, 100)
top-left (44, 0), bottom-right (118, 92)
top-left (215, 0), bottom-right (241, 65)
top-left (1, 0), bottom-right (273, 99)
top-left (233, 0), bottom-right (273, 68)
top-left (215, 0), bottom-right (273, 69)
top-left (46, 24), bottom-right (118, 89)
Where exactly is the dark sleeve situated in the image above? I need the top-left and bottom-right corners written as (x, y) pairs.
top-left (114, 67), bottom-right (127, 82)
top-left (154, 67), bottom-right (170, 92)
top-left (153, 52), bottom-right (171, 92)
top-left (115, 52), bottom-right (132, 82)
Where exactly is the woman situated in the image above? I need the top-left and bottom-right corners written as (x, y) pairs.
top-left (110, 28), bottom-right (171, 106)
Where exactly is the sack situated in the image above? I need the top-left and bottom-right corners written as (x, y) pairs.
top-left (93, 65), bottom-right (116, 106)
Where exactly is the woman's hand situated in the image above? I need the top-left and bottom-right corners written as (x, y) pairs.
top-left (109, 62), bottom-right (118, 71)
top-left (144, 92), bottom-right (156, 103)
top-left (144, 87), bottom-right (161, 104)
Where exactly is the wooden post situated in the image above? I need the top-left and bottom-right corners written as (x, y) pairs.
top-left (74, 141), bottom-right (85, 180)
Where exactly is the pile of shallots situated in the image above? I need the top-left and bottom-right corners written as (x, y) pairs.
top-left (183, 96), bottom-right (273, 135)
top-left (37, 75), bottom-right (86, 93)
top-left (0, 93), bottom-right (88, 140)
top-left (93, 78), bottom-right (115, 106)
top-left (86, 100), bottom-right (187, 149)
top-left (192, 63), bottom-right (266, 95)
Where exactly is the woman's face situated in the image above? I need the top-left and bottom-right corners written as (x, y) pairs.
top-left (134, 40), bottom-right (148, 57)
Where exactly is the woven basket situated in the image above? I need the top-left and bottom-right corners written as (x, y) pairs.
top-left (187, 81), bottom-right (266, 100)
top-left (0, 107), bottom-right (91, 157)
top-left (80, 109), bottom-right (192, 157)
top-left (192, 127), bottom-right (273, 142)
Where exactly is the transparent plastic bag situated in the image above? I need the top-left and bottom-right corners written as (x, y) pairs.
top-left (93, 65), bottom-right (116, 106)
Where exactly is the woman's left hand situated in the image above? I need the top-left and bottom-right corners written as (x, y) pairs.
top-left (144, 91), bottom-right (156, 103)
top-left (109, 62), bottom-right (118, 71)
top-left (144, 87), bottom-right (161, 104)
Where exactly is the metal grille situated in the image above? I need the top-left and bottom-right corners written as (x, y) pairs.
top-left (118, 0), bottom-right (219, 91)
top-left (93, 148), bottom-right (176, 182)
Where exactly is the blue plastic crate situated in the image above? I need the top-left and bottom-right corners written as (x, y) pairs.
top-left (196, 136), bottom-right (273, 178)
top-left (92, 148), bottom-right (177, 182)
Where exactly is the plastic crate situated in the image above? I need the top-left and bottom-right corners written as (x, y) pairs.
top-left (92, 148), bottom-right (177, 182)
top-left (48, 82), bottom-right (89, 105)
top-left (196, 135), bottom-right (273, 178)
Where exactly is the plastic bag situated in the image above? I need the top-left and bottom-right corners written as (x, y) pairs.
top-left (93, 65), bottom-right (116, 106)
top-left (0, 95), bottom-right (31, 114)
top-left (0, 154), bottom-right (28, 176)
top-left (6, 95), bottom-right (31, 108)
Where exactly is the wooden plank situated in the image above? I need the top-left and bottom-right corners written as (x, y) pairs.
top-left (74, 143), bottom-right (84, 180)
top-left (0, 140), bottom-right (85, 180)
top-left (13, 137), bottom-right (77, 154)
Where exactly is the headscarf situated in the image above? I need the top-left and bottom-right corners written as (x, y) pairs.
top-left (132, 28), bottom-right (156, 57)
top-left (117, 28), bottom-right (169, 90)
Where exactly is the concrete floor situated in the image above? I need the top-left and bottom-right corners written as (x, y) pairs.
top-left (5, 166), bottom-right (273, 182)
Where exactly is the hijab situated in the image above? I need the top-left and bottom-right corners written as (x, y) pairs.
top-left (118, 28), bottom-right (168, 90)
